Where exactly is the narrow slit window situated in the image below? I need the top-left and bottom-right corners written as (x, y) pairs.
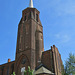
top-left (24, 15), bottom-right (26, 21)
top-left (36, 14), bottom-right (38, 22)
top-left (28, 12), bottom-right (31, 19)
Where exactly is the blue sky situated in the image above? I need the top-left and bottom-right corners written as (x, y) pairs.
top-left (0, 0), bottom-right (75, 65)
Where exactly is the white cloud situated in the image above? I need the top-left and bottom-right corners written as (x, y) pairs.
top-left (55, 34), bottom-right (60, 38)
top-left (43, 0), bottom-right (75, 16)
top-left (53, 0), bottom-right (75, 15)
top-left (55, 33), bottom-right (70, 43)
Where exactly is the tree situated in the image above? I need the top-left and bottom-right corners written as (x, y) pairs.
top-left (61, 65), bottom-right (65, 75)
top-left (27, 66), bottom-right (33, 75)
top-left (64, 53), bottom-right (75, 75)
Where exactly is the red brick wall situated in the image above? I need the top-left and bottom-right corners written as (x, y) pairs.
top-left (0, 61), bottom-right (15, 75)
top-left (41, 50), bottom-right (54, 72)
top-left (15, 8), bottom-right (44, 75)
top-left (41, 45), bottom-right (62, 75)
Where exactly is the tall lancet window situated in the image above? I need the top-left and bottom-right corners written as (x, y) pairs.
top-left (24, 15), bottom-right (26, 21)
top-left (21, 67), bottom-right (25, 75)
top-left (36, 14), bottom-right (38, 22)
top-left (20, 35), bottom-right (22, 43)
top-left (28, 12), bottom-right (31, 19)
top-left (25, 25), bottom-right (29, 48)
top-left (19, 35), bottom-right (22, 51)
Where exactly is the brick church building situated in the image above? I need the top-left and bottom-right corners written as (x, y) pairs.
top-left (0, 0), bottom-right (62, 75)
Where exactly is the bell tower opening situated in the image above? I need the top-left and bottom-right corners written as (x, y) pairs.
top-left (36, 14), bottom-right (38, 22)
top-left (24, 15), bottom-right (26, 21)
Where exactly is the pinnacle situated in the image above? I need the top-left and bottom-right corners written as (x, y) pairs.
top-left (29, 0), bottom-right (33, 8)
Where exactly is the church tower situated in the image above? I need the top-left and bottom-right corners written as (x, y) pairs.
top-left (0, 0), bottom-right (63, 75)
top-left (15, 0), bottom-right (44, 74)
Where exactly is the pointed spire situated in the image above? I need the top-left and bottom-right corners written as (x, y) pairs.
top-left (29, 0), bottom-right (33, 8)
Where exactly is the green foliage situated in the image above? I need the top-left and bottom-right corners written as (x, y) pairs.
top-left (24, 66), bottom-right (33, 75)
top-left (11, 66), bottom-right (33, 75)
top-left (24, 70), bottom-right (26, 75)
top-left (61, 65), bottom-right (65, 75)
top-left (12, 72), bottom-right (15, 75)
top-left (64, 53), bottom-right (75, 75)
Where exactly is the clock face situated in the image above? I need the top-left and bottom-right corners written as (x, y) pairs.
top-left (21, 59), bottom-right (26, 64)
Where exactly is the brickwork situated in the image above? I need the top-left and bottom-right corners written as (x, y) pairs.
top-left (51, 45), bottom-right (62, 75)
top-left (15, 8), bottom-right (44, 74)
top-left (0, 61), bottom-right (15, 75)
top-left (41, 45), bottom-right (62, 75)
top-left (41, 50), bottom-right (54, 72)
top-left (0, 7), bottom-right (62, 75)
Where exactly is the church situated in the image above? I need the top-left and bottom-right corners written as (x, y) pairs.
top-left (0, 0), bottom-right (62, 75)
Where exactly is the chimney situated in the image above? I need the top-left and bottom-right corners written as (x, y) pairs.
top-left (53, 45), bottom-right (55, 47)
top-left (51, 46), bottom-right (52, 49)
top-left (8, 59), bottom-right (11, 63)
